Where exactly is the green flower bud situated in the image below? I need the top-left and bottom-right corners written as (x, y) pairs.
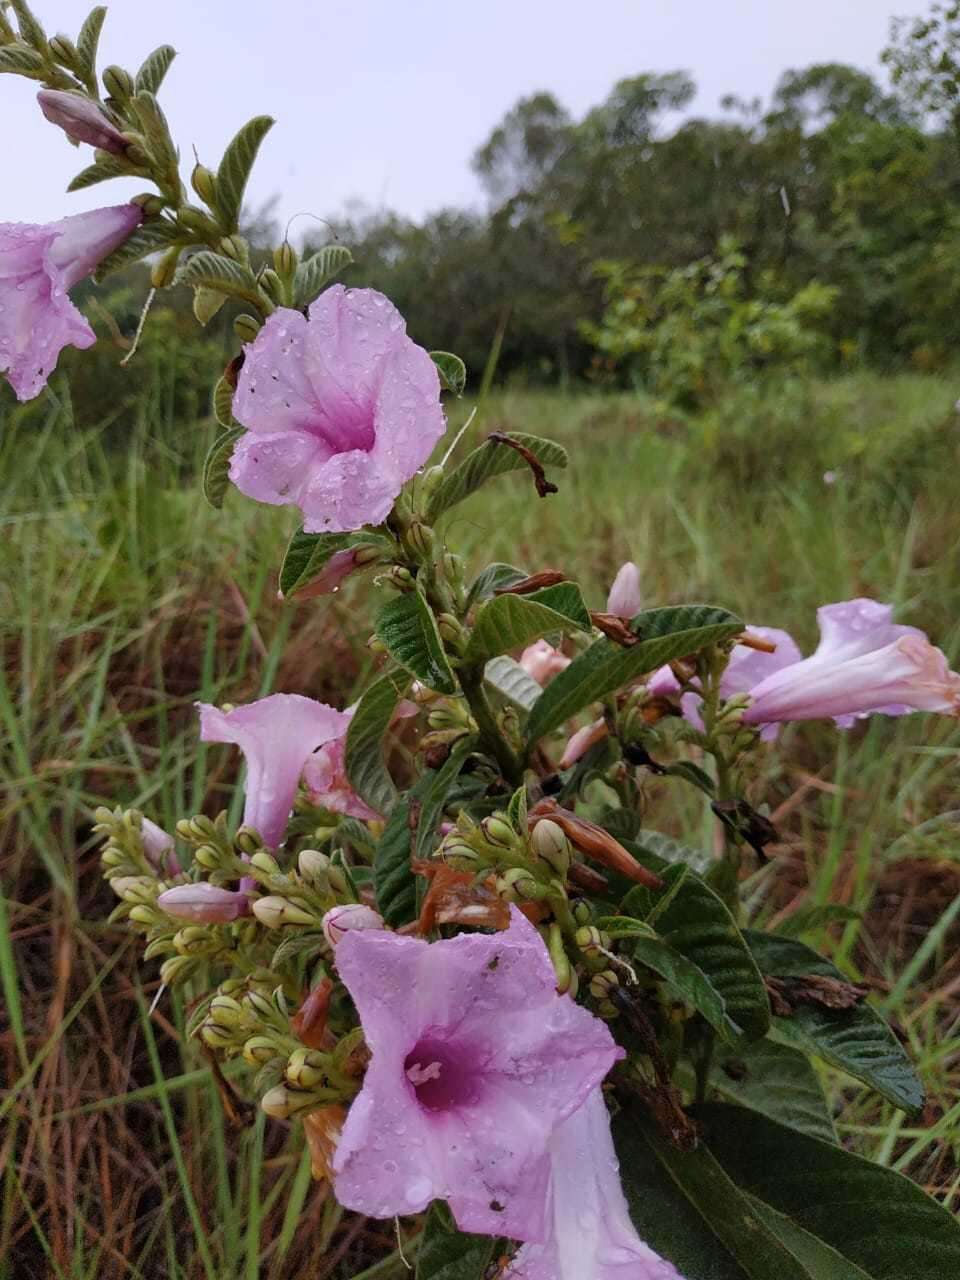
top-left (177, 206), bottom-right (218, 238)
top-left (298, 848), bottom-right (331, 882)
top-left (573, 900), bottom-right (592, 925)
top-left (220, 235), bottom-right (248, 262)
top-left (242, 989), bottom-right (277, 1023)
top-left (575, 925), bottom-right (603, 953)
top-left (442, 552), bottom-right (466, 591)
top-left (173, 925), bottom-right (218, 956)
top-left (234, 313), bottom-right (261, 344)
top-left (159, 955), bottom-right (196, 986)
top-left (200, 1023), bottom-right (237, 1050)
top-left (286, 1047), bottom-right (328, 1089)
top-left (260, 1084), bottom-right (310, 1118)
top-left (436, 613), bottom-right (467, 650)
top-left (259, 268), bottom-right (285, 305)
top-left (121, 138), bottom-right (149, 168)
top-left (49, 35), bottom-right (80, 70)
top-left (150, 246), bottom-right (181, 289)
top-left (129, 905), bottom-right (161, 927)
top-left (243, 1036), bottom-right (280, 1066)
top-left (499, 867), bottom-right (548, 901)
top-left (192, 844), bottom-right (224, 871)
top-left (438, 838), bottom-right (481, 868)
top-left (384, 565), bottom-right (415, 592)
top-left (530, 819), bottom-right (571, 878)
top-left (208, 995), bottom-right (244, 1029)
top-left (273, 242), bottom-right (298, 277)
top-left (250, 851), bottom-right (282, 877)
top-left (236, 827), bottom-right (264, 857)
top-left (404, 520), bottom-right (434, 560)
top-left (253, 895), bottom-right (316, 929)
top-left (326, 864), bottom-right (349, 895)
top-left (191, 163), bottom-right (217, 206)
top-left (102, 66), bottom-right (134, 102)
top-left (100, 848), bottom-right (126, 869)
top-left (481, 816), bottom-right (517, 850)
top-left (589, 970), bottom-right (620, 1001)
top-left (184, 815), bottom-right (218, 842)
top-left (111, 875), bottom-right (158, 904)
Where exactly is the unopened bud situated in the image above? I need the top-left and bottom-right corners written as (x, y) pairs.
top-left (38, 89), bottom-right (128, 155)
top-left (572, 900), bottom-right (592, 926)
top-left (259, 268), bottom-right (285, 304)
top-left (173, 926), bottom-right (218, 956)
top-left (113, 876), bottom-right (158, 904)
top-left (420, 464), bottom-right (444, 497)
top-left (273, 242), bottom-right (298, 277)
top-left (575, 925), bottom-right (603, 953)
top-left (286, 1047), bottom-right (328, 1089)
top-left (158, 883), bottom-right (250, 924)
top-left (100, 847), bottom-right (125, 869)
top-left (589, 970), bottom-right (620, 1000)
top-left (481, 816), bottom-right (517, 850)
top-left (234, 313), bottom-right (261, 343)
top-left (191, 163), bottom-right (217, 206)
top-left (439, 838), bottom-right (481, 868)
top-left (498, 867), bottom-right (548, 901)
top-left (322, 904), bottom-right (384, 947)
top-left (530, 819), bottom-right (571, 878)
top-left (404, 521), bottom-right (434, 560)
top-left (442, 552), bottom-right (465, 590)
top-left (242, 989), bottom-right (277, 1023)
top-left (253, 895), bottom-right (316, 929)
top-left (220, 235), bottom-right (247, 262)
top-left (249, 850), bottom-right (282, 877)
top-left (159, 955), bottom-right (196, 986)
top-left (385, 565), bottom-right (414, 592)
top-left (130, 193), bottom-right (166, 215)
top-left (177, 206), bottom-right (217, 238)
top-left (243, 1035), bottom-right (279, 1066)
top-left (128, 905), bottom-right (161, 926)
top-left (298, 848), bottom-right (331, 881)
top-left (49, 35), bottom-right (80, 69)
top-left (436, 613), bottom-right (466, 649)
top-left (236, 827), bottom-right (263, 857)
top-left (102, 66), bottom-right (134, 103)
top-left (208, 995), bottom-right (244, 1029)
top-left (260, 1085), bottom-right (304, 1118)
top-left (326, 864), bottom-right (349, 895)
top-left (200, 1023), bottom-right (237, 1050)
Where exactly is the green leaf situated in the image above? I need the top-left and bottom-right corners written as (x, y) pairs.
top-left (212, 376), bottom-right (236, 428)
top-left (426, 432), bottom-right (568, 524)
top-left (67, 155), bottom-right (132, 192)
top-left (375, 591), bottom-right (457, 694)
top-left (93, 219), bottom-right (181, 279)
top-left (201, 427), bottom-right (243, 509)
top-left (415, 1202), bottom-right (497, 1280)
top-left (627, 861), bottom-right (770, 1040)
top-left (129, 91), bottom-right (178, 173)
top-left (745, 931), bottom-right (923, 1112)
top-left (293, 245), bottom-right (353, 308)
top-left (215, 115), bottom-right (275, 232)
top-left (631, 828), bottom-right (714, 876)
top-left (192, 286), bottom-right (226, 326)
top-left (772, 905), bottom-right (861, 939)
top-left (173, 251), bottom-right (260, 304)
top-left (631, 934), bottom-right (739, 1042)
top-left (278, 527), bottom-right (393, 599)
top-left (76, 7), bottom-right (106, 77)
top-left (524, 605), bottom-right (743, 747)
top-left (414, 738), bottom-right (477, 860)
top-left (374, 794), bottom-right (418, 928)
top-left (464, 562), bottom-right (526, 609)
top-left (695, 1104), bottom-right (960, 1278)
top-left (615, 1108), bottom-right (804, 1280)
top-left (135, 44), bottom-right (176, 95)
top-left (0, 44), bottom-right (45, 74)
top-left (663, 759), bottom-right (716, 796)
top-left (9, 1), bottom-right (45, 50)
top-left (430, 351), bottom-right (467, 396)
top-left (703, 1039), bottom-right (837, 1143)
top-left (464, 582), bottom-right (590, 664)
top-left (483, 656), bottom-right (542, 713)
top-left (344, 669), bottom-right (411, 816)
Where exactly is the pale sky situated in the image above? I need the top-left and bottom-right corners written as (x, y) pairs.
top-left (2, 0), bottom-right (932, 230)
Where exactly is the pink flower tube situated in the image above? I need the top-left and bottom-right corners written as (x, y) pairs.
top-left (37, 89), bottom-right (128, 153)
top-left (198, 693), bottom-right (349, 848)
top-left (743, 599), bottom-right (960, 728)
top-left (230, 286), bottom-right (446, 532)
top-left (332, 909), bottom-right (622, 1242)
top-left (508, 1087), bottom-right (684, 1280)
top-left (0, 204), bottom-right (142, 402)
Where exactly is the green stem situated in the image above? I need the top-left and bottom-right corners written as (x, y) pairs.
top-left (459, 666), bottom-right (523, 787)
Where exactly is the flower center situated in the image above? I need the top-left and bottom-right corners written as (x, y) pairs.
top-left (404, 1038), bottom-right (478, 1112)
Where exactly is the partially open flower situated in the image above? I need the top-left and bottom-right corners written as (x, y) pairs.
top-left (508, 1087), bottom-right (684, 1280)
top-left (322, 903), bottom-right (384, 946)
top-left (0, 205), bottom-right (143, 402)
top-left (303, 706), bottom-right (380, 821)
top-left (230, 286), bottom-right (446, 532)
top-left (332, 908), bottom-right (622, 1241)
top-left (157, 883), bottom-right (250, 924)
top-left (606, 561), bottom-right (642, 619)
top-left (520, 639), bottom-right (571, 686)
top-left (197, 694), bottom-right (349, 848)
top-left (37, 89), bottom-right (127, 153)
top-left (743, 600), bottom-right (960, 728)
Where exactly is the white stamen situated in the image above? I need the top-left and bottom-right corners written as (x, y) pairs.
top-left (406, 1060), bottom-right (443, 1086)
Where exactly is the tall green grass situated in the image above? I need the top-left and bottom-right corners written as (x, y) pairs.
top-left (2, 365), bottom-right (959, 1275)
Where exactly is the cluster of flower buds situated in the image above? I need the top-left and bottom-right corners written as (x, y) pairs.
top-left (420, 697), bottom-right (477, 757)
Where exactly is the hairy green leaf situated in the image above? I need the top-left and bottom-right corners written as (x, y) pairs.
top-left (626, 860), bottom-right (770, 1040)
top-left (215, 115), bottom-right (274, 231)
top-left (0, 44), bottom-right (45, 74)
top-left (483, 656), bottom-right (542, 713)
top-left (192, 286), bottom-right (226, 326)
top-left (293, 245), bottom-right (353, 308)
top-left (632, 828), bottom-right (714, 876)
top-left (704, 1039), bottom-right (837, 1143)
top-left (426, 432), bottom-right (568, 523)
top-left (135, 44), bottom-right (176, 96)
top-left (129, 91), bottom-right (178, 174)
top-left (464, 562), bottom-right (526, 609)
top-left (695, 1104), bottom-right (960, 1278)
top-left (374, 793), bottom-right (419, 928)
top-left (93, 219), bottom-right (181, 279)
top-left (631, 933), bottom-right (737, 1040)
top-left (212, 376), bottom-right (236, 428)
top-left (465, 582), bottom-right (590, 664)
top-left (76, 7), bottom-right (106, 78)
top-left (201, 427), bottom-right (243, 509)
top-left (9, 1), bottom-right (46, 51)
top-left (746, 931), bottom-right (923, 1112)
top-left (430, 351), bottom-right (467, 396)
top-left (415, 1202), bottom-right (497, 1280)
top-left (66, 155), bottom-right (133, 192)
top-left (344, 669), bottom-right (410, 816)
top-left (524, 605), bottom-right (742, 747)
top-left (375, 591), bottom-right (457, 694)
top-left (414, 738), bottom-right (477, 860)
top-left (173, 251), bottom-right (260, 303)
top-left (278, 527), bottom-right (393, 599)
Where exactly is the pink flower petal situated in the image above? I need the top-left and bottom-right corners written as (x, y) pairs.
top-left (157, 883), bottom-right (250, 923)
top-left (332, 909), bottom-right (622, 1241)
top-left (520, 640), bottom-right (571, 686)
top-left (231, 287), bottom-right (446, 532)
top-left (198, 694), bottom-right (349, 847)
top-left (38, 90), bottom-right (127, 153)
top-left (606, 562), bottom-right (642, 618)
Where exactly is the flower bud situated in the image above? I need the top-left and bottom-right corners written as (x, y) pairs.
top-left (177, 206), bottom-right (217, 238)
top-left (436, 613), bottom-right (467, 651)
top-left (404, 520), bottom-right (434, 560)
top-left (442, 552), bottom-right (466, 592)
top-left (159, 955), bottom-right (196, 986)
top-left (253, 895), bottom-right (316, 929)
top-left (173, 926), bottom-right (219, 956)
top-left (326, 863), bottom-right (349, 895)
top-left (250, 850), bottom-right (282, 877)
top-left (498, 867), bottom-right (548, 901)
top-left (259, 268), bottom-right (285, 305)
top-left (273, 242), bottom-right (298, 277)
top-left (481, 816), bottom-right (517, 850)
top-left (236, 827), bottom-right (264, 857)
top-left (420, 464), bottom-right (445, 497)
top-left (298, 848), bottom-right (331, 882)
top-left (286, 1047), bottom-right (328, 1089)
top-left (575, 925), bottom-right (603, 953)
top-left (49, 35), bottom-right (80, 70)
top-left (207, 995), bottom-right (244, 1029)
top-left (100, 847), bottom-right (125, 869)
top-left (37, 89), bottom-right (128, 155)
top-left (128, 905), bottom-right (162, 926)
top-left (220, 235), bottom-right (247, 262)
top-left (109, 875), bottom-right (155, 902)
top-left (242, 988), bottom-right (277, 1023)
top-left (260, 1085), bottom-right (309, 1119)
top-left (589, 970), bottom-right (620, 1000)
top-left (140, 817), bottom-right (180, 874)
top-left (243, 1036), bottom-right (280, 1066)
top-left (384, 565), bottom-right (414, 592)
top-left (438, 838), bottom-right (481, 868)
top-left (193, 844), bottom-right (223, 871)
top-left (102, 66), bottom-right (135, 103)
top-left (321, 904), bottom-right (384, 947)
top-left (201, 1023), bottom-right (237, 1050)
top-left (158, 883), bottom-right (250, 924)
top-left (572, 900), bottom-right (592, 926)
top-left (191, 163), bottom-right (217, 206)
top-left (234, 313), bottom-right (261, 344)
top-left (530, 819), bottom-right (571, 878)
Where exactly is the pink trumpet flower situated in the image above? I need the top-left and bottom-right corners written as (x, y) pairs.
top-left (743, 599), bottom-right (960, 728)
top-left (0, 204), bottom-right (142, 402)
top-left (332, 909), bottom-right (622, 1242)
top-left (606, 561), bottom-right (642, 619)
top-left (197, 694), bottom-right (349, 848)
top-left (508, 1087), bottom-right (684, 1280)
top-left (157, 883), bottom-right (250, 924)
top-left (37, 89), bottom-right (128, 153)
top-left (303, 705), bottom-right (381, 821)
top-left (520, 639), bottom-right (571, 686)
top-left (230, 286), bottom-right (446, 533)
